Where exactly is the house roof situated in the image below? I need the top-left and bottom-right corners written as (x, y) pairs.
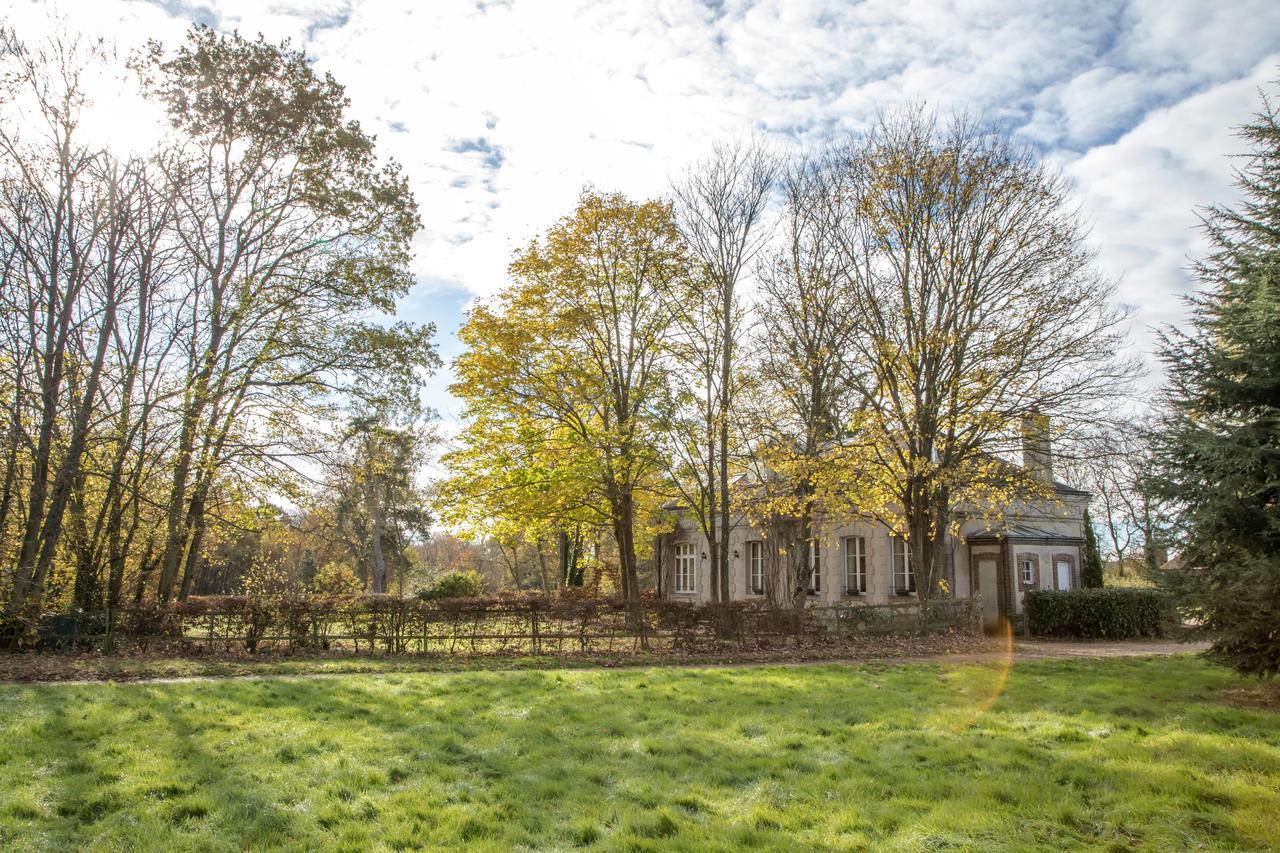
top-left (659, 448), bottom-right (1090, 514)
top-left (1050, 479), bottom-right (1090, 497)
top-left (1007, 522), bottom-right (1082, 540)
top-left (970, 449), bottom-right (1090, 497)
top-left (967, 521), bottom-right (1084, 544)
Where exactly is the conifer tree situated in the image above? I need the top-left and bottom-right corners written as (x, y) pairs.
top-left (1151, 84), bottom-right (1280, 677)
top-left (1081, 507), bottom-right (1105, 588)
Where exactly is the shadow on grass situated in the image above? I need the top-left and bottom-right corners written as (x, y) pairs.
top-left (0, 656), bottom-right (1274, 850)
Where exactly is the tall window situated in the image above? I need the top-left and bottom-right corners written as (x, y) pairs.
top-left (748, 541), bottom-right (764, 595)
top-left (1021, 558), bottom-right (1035, 585)
top-left (892, 536), bottom-right (914, 595)
top-left (808, 539), bottom-right (821, 594)
top-left (674, 543), bottom-right (696, 593)
top-left (844, 536), bottom-right (867, 595)
top-left (1055, 559), bottom-right (1072, 591)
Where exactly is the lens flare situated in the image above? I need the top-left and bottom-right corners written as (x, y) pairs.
top-left (947, 619), bottom-right (1015, 732)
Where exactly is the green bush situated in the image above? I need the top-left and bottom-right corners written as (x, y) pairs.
top-left (415, 570), bottom-right (485, 601)
top-left (1025, 588), bottom-right (1172, 639)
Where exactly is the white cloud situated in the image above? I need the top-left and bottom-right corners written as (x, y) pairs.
top-left (8, 0), bottom-right (1280, 409)
top-left (1062, 57), bottom-right (1278, 382)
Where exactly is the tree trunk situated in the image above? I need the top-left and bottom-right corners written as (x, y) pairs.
top-left (0, 379), bottom-right (23, 548)
top-left (133, 543), bottom-right (158, 605)
top-left (611, 488), bottom-right (640, 600)
top-left (8, 362), bottom-right (61, 615)
top-left (6, 130), bottom-right (74, 619)
top-left (534, 539), bottom-right (551, 597)
top-left (178, 495), bottom-right (207, 599)
top-left (160, 301), bottom-right (227, 602)
top-left (69, 474), bottom-right (98, 612)
top-left (158, 414), bottom-right (198, 602)
top-left (718, 285), bottom-right (733, 603)
top-left (370, 481), bottom-right (387, 594)
top-left (558, 529), bottom-right (570, 587)
top-left (793, 511), bottom-right (813, 609)
top-left (105, 509), bottom-right (126, 610)
top-left (704, 376), bottom-right (720, 603)
top-left (929, 486), bottom-right (951, 598)
top-left (905, 478), bottom-right (952, 601)
top-left (559, 527), bottom-right (585, 587)
top-left (706, 524), bottom-right (720, 603)
top-left (29, 196), bottom-right (129, 615)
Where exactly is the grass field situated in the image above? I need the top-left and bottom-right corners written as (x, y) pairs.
top-left (0, 655), bottom-right (1276, 851)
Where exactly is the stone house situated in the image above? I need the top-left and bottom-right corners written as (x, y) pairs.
top-left (655, 423), bottom-right (1089, 631)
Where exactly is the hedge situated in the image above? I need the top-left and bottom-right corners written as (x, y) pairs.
top-left (1024, 588), bottom-right (1173, 638)
top-left (7, 594), bottom-right (982, 655)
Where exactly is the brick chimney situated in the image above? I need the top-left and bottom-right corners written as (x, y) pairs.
top-left (1021, 411), bottom-right (1053, 482)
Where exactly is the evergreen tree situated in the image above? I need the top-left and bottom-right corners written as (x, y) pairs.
top-left (1151, 85), bottom-right (1280, 677)
top-left (1081, 507), bottom-right (1105, 588)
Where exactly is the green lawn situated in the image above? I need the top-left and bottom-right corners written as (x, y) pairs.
top-left (0, 656), bottom-right (1275, 851)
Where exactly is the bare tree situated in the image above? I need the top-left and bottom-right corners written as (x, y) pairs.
top-left (665, 139), bottom-right (777, 601)
top-left (746, 160), bottom-right (862, 606)
top-left (1057, 421), bottom-right (1175, 576)
top-left (0, 31), bottom-right (180, 617)
top-left (817, 106), bottom-right (1139, 600)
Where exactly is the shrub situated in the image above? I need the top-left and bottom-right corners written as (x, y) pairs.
top-left (416, 570), bottom-right (485, 600)
top-left (1025, 588), bottom-right (1172, 639)
top-left (310, 561), bottom-right (362, 596)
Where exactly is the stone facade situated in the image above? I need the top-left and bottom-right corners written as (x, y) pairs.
top-left (657, 473), bottom-right (1089, 632)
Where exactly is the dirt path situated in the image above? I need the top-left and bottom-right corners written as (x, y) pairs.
top-left (683, 639), bottom-right (1212, 670)
top-left (3, 639), bottom-right (1209, 687)
top-left (1011, 639), bottom-right (1212, 659)
top-left (911, 639), bottom-right (1213, 667)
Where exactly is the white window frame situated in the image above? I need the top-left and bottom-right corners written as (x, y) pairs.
top-left (748, 541), bottom-right (764, 595)
top-left (844, 536), bottom-right (867, 595)
top-left (807, 538), bottom-right (821, 594)
top-left (674, 543), bottom-right (697, 594)
top-left (1021, 559), bottom-right (1035, 586)
top-left (892, 535), bottom-right (915, 595)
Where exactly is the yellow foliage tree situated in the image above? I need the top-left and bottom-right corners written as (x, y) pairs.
top-left (440, 191), bottom-right (684, 599)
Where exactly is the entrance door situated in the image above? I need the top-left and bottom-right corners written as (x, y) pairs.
top-left (976, 556), bottom-right (1000, 630)
top-left (1056, 560), bottom-right (1071, 591)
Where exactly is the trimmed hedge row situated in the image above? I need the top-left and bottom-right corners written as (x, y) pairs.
top-left (1024, 588), bottom-right (1172, 638)
top-left (10, 593), bottom-right (982, 654)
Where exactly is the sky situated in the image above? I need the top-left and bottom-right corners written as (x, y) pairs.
top-left (7, 0), bottom-right (1280, 430)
